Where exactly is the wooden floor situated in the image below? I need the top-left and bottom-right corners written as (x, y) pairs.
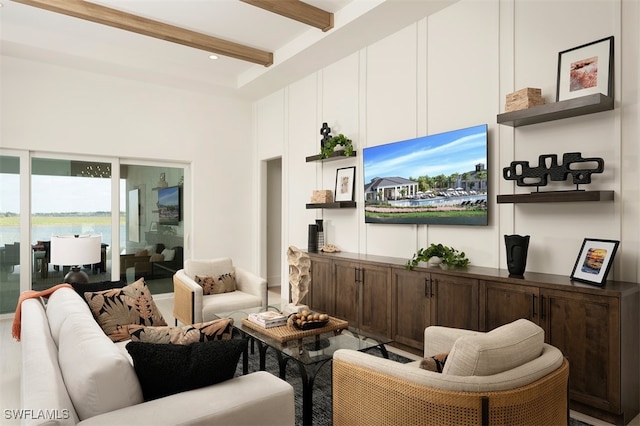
top-left (0, 288), bottom-right (636, 426)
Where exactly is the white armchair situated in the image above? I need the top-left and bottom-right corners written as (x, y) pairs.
top-left (173, 258), bottom-right (267, 325)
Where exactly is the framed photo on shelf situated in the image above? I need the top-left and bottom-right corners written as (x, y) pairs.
top-left (556, 36), bottom-right (613, 102)
top-left (334, 166), bottom-right (356, 202)
top-left (149, 221), bottom-right (158, 232)
top-left (570, 238), bottom-right (619, 286)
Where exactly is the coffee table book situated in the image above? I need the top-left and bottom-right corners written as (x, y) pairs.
top-left (247, 312), bottom-right (287, 328)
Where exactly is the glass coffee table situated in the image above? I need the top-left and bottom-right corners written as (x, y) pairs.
top-left (220, 308), bottom-right (392, 426)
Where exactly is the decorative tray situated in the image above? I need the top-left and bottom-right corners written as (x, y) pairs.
top-left (241, 316), bottom-right (349, 343)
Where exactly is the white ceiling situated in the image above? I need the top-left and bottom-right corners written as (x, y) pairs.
top-left (0, 0), bottom-right (457, 99)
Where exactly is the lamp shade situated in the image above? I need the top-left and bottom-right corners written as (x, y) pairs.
top-left (50, 235), bottom-right (101, 266)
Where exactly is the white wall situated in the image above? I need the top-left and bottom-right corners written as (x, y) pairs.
top-left (254, 0), bottom-right (640, 283)
top-left (0, 56), bottom-right (257, 270)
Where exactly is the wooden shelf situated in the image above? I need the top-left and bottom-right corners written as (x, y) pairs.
top-left (306, 201), bottom-right (356, 209)
top-left (306, 151), bottom-right (357, 162)
top-left (497, 190), bottom-right (614, 204)
top-left (497, 93), bottom-right (614, 127)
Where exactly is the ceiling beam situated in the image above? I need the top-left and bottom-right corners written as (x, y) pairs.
top-left (11, 0), bottom-right (274, 66)
top-left (240, 0), bottom-right (333, 32)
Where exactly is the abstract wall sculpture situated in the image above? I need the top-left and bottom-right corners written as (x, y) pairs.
top-left (503, 152), bottom-right (604, 191)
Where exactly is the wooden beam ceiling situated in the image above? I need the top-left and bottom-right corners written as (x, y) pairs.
top-left (240, 0), bottom-right (334, 32)
top-left (11, 0), bottom-right (274, 66)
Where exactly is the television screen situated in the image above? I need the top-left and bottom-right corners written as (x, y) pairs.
top-left (363, 124), bottom-right (488, 226)
top-left (157, 186), bottom-right (181, 225)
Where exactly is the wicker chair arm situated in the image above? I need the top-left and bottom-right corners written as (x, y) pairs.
top-left (173, 270), bottom-right (203, 325)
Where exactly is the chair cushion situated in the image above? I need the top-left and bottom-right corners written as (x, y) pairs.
top-left (161, 248), bottom-right (175, 261)
top-left (185, 258), bottom-right (234, 280)
top-left (443, 319), bottom-right (544, 376)
top-left (84, 278), bottom-right (167, 342)
top-left (126, 338), bottom-right (248, 401)
top-left (127, 318), bottom-right (233, 344)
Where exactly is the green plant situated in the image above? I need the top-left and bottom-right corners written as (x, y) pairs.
top-left (405, 243), bottom-right (470, 270)
top-left (320, 134), bottom-right (354, 159)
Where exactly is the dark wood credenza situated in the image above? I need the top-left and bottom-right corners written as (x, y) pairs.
top-left (304, 251), bottom-right (639, 425)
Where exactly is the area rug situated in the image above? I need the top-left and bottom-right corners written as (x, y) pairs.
top-left (234, 347), bottom-right (591, 426)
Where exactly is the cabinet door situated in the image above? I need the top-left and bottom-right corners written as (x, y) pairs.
top-left (541, 288), bottom-right (620, 414)
top-left (333, 260), bottom-right (359, 326)
top-left (431, 273), bottom-right (479, 330)
top-left (308, 255), bottom-right (335, 315)
top-left (392, 268), bottom-right (431, 350)
top-left (481, 280), bottom-right (540, 331)
top-left (359, 263), bottom-right (392, 338)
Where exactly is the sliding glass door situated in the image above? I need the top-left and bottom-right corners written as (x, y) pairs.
top-left (0, 155), bottom-right (22, 314)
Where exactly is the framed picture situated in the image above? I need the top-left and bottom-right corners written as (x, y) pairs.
top-left (570, 238), bottom-right (619, 286)
top-left (556, 36), bottom-right (613, 102)
top-left (335, 166), bottom-right (356, 202)
top-left (149, 221), bottom-right (158, 232)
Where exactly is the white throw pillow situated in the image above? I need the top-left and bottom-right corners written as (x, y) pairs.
top-left (443, 318), bottom-right (544, 376)
top-left (162, 248), bottom-right (175, 261)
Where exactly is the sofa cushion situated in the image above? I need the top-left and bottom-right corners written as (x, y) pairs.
top-left (161, 248), bottom-right (175, 261)
top-left (195, 272), bottom-right (237, 295)
top-left (126, 338), bottom-right (248, 401)
top-left (127, 318), bottom-right (233, 344)
top-left (443, 318), bottom-right (544, 376)
top-left (57, 308), bottom-right (144, 420)
top-left (85, 278), bottom-right (167, 342)
top-left (46, 287), bottom-right (96, 346)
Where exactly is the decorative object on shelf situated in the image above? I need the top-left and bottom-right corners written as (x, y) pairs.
top-left (570, 238), bottom-right (619, 286)
top-left (149, 221), bottom-right (158, 232)
top-left (320, 244), bottom-right (340, 253)
top-left (308, 224), bottom-right (318, 253)
top-left (503, 152), bottom-right (604, 192)
top-left (505, 87), bottom-right (545, 112)
top-left (156, 172), bottom-right (168, 188)
top-left (405, 243), bottom-right (470, 270)
top-left (334, 166), bottom-right (356, 202)
top-left (320, 122), bottom-right (332, 146)
top-left (320, 131), bottom-right (354, 159)
top-left (557, 36), bottom-right (613, 102)
top-left (311, 190), bottom-right (333, 203)
top-left (505, 234), bottom-right (530, 277)
top-left (315, 220), bottom-right (324, 252)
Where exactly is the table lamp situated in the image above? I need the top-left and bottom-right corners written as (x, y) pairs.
top-left (50, 235), bottom-right (101, 284)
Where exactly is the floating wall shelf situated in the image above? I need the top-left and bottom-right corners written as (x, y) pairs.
top-left (306, 151), bottom-right (357, 162)
top-left (496, 93), bottom-right (614, 127)
top-left (497, 190), bottom-right (614, 204)
top-left (306, 201), bottom-right (356, 209)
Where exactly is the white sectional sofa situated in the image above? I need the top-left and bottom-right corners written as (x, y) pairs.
top-left (19, 287), bottom-right (294, 425)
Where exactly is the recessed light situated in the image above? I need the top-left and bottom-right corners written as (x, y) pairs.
top-left (208, 54), bottom-right (219, 60)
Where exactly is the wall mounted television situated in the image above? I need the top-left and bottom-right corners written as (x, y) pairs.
top-left (363, 124), bottom-right (488, 226)
top-left (157, 186), bottom-right (181, 225)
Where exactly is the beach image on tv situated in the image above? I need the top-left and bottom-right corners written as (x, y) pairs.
top-left (363, 124), bottom-right (488, 226)
top-left (581, 247), bottom-right (606, 275)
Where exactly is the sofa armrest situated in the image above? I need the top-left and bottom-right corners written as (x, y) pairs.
top-left (173, 270), bottom-right (203, 325)
top-left (78, 372), bottom-right (294, 426)
top-left (423, 325), bottom-right (480, 357)
top-left (235, 266), bottom-right (267, 310)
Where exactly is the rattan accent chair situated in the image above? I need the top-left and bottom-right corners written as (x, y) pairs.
top-left (333, 319), bottom-right (569, 426)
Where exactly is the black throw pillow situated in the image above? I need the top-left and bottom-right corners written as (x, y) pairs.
top-left (126, 338), bottom-right (248, 401)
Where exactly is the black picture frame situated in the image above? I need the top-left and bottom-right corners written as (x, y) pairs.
top-left (335, 166), bottom-right (355, 202)
top-left (556, 36), bottom-right (614, 102)
top-left (570, 238), bottom-right (619, 286)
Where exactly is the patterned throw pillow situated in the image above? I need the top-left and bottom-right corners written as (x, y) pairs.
top-left (195, 272), bottom-right (237, 295)
top-left (419, 353), bottom-right (448, 373)
top-left (127, 318), bottom-right (234, 345)
top-left (85, 278), bottom-right (167, 342)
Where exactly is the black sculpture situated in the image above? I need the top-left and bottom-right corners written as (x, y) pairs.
top-left (503, 152), bottom-right (604, 191)
top-left (320, 122), bottom-right (332, 149)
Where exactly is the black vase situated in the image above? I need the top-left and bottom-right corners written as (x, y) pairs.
top-left (505, 234), bottom-right (530, 277)
top-left (308, 224), bottom-right (318, 253)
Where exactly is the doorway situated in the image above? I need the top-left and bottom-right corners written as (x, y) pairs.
top-left (266, 158), bottom-right (282, 297)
